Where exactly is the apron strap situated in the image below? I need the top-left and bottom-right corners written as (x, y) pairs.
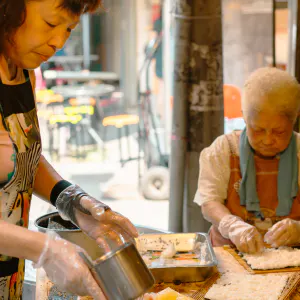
top-left (225, 132), bottom-right (239, 156)
top-left (0, 258), bottom-right (19, 277)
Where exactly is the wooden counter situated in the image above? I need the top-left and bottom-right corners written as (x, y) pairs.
top-left (36, 247), bottom-right (300, 299)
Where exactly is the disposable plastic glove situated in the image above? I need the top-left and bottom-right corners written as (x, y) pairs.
top-left (75, 197), bottom-right (138, 251)
top-left (56, 185), bottom-right (138, 251)
top-left (33, 232), bottom-right (106, 299)
top-left (264, 218), bottom-right (300, 247)
top-left (218, 214), bottom-right (264, 253)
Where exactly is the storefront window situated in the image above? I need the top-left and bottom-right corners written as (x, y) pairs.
top-left (222, 0), bottom-right (276, 133)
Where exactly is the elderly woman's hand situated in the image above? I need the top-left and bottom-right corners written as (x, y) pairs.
top-left (218, 215), bottom-right (264, 253)
top-left (264, 218), bottom-right (300, 247)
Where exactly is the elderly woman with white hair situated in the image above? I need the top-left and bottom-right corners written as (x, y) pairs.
top-left (194, 67), bottom-right (300, 254)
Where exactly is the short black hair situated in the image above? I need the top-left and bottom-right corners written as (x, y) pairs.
top-left (0, 0), bottom-right (102, 54)
top-left (59, 0), bottom-right (102, 15)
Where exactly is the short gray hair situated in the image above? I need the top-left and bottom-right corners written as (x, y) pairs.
top-left (242, 67), bottom-right (300, 122)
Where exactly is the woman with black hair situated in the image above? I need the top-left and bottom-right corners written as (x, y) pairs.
top-left (0, 1), bottom-right (138, 299)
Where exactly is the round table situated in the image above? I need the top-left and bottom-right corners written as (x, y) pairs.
top-left (51, 84), bottom-right (115, 98)
top-left (45, 84), bottom-right (116, 159)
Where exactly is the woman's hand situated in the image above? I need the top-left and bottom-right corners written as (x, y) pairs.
top-left (34, 233), bottom-right (106, 299)
top-left (218, 215), bottom-right (263, 253)
top-left (75, 196), bottom-right (138, 251)
top-left (264, 218), bottom-right (300, 247)
top-left (56, 185), bottom-right (139, 251)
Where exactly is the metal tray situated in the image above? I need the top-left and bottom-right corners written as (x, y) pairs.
top-left (136, 233), bottom-right (217, 283)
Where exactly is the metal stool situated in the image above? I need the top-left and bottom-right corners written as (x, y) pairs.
top-left (102, 114), bottom-right (139, 166)
top-left (36, 89), bottom-right (64, 160)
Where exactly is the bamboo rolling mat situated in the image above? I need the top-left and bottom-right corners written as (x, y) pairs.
top-left (281, 274), bottom-right (300, 300)
top-left (147, 268), bottom-right (219, 296)
top-left (189, 270), bottom-right (300, 300)
top-left (223, 245), bottom-right (300, 274)
top-left (189, 272), bottom-right (220, 300)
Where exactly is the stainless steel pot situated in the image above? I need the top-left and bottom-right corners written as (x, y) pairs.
top-left (80, 242), bottom-right (154, 300)
top-left (35, 212), bottom-right (157, 299)
top-left (35, 212), bottom-right (103, 260)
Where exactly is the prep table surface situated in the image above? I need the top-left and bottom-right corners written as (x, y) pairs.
top-left (35, 247), bottom-right (300, 299)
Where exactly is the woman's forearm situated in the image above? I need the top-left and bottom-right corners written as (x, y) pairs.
top-left (201, 201), bottom-right (231, 227)
top-left (0, 220), bottom-right (46, 263)
top-left (34, 155), bottom-right (63, 202)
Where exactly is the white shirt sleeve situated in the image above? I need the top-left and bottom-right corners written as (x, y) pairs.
top-left (295, 132), bottom-right (300, 186)
top-left (194, 134), bottom-right (232, 206)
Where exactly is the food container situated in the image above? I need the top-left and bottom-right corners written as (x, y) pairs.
top-left (35, 212), bottom-right (104, 260)
top-left (136, 233), bottom-right (217, 283)
top-left (80, 242), bottom-right (155, 300)
top-left (35, 212), bottom-right (155, 299)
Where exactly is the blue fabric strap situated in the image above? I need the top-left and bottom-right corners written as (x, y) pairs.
top-left (239, 129), bottom-right (298, 216)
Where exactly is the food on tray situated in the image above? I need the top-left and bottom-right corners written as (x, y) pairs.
top-left (136, 233), bottom-right (197, 252)
top-left (141, 247), bottom-right (209, 268)
top-left (205, 273), bottom-right (289, 300)
top-left (143, 288), bottom-right (192, 300)
top-left (160, 243), bottom-right (176, 258)
top-left (242, 246), bottom-right (300, 270)
top-left (137, 233), bottom-right (217, 283)
top-left (137, 235), bottom-right (212, 268)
